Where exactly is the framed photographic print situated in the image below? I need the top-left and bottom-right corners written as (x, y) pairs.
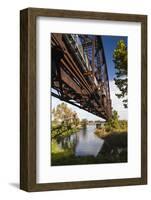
top-left (20, 8), bottom-right (147, 191)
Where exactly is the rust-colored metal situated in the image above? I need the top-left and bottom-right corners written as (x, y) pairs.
top-left (60, 67), bottom-right (82, 95)
top-left (51, 33), bottom-right (112, 119)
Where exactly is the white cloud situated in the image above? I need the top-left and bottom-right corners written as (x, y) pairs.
top-left (109, 80), bottom-right (128, 120)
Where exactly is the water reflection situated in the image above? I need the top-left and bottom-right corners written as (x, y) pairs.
top-left (52, 125), bottom-right (127, 166)
top-left (99, 132), bottom-right (127, 161)
top-left (57, 125), bottom-right (104, 157)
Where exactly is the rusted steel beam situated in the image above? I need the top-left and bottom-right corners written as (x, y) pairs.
top-left (51, 87), bottom-right (107, 119)
top-left (60, 67), bottom-right (82, 95)
top-left (92, 37), bottom-right (95, 78)
top-left (62, 40), bottom-right (94, 94)
top-left (52, 34), bottom-right (94, 95)
top-left (51, 33), bottom-right (112, 120)
top-left (60, 60), bottom-right (89, 98)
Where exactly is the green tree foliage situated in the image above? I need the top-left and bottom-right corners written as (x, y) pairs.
top-left (52, 103), bottom-right (80, 138)
top-left (52, 103), bottom-right (79, 126)
top-left (104, 110), bottom-right (127, 133)
top-left (105, 110), bottom-right (119, 132)
top-left (110, 110), bottom-right (120, 129)
top-left (119, 120), bottom-right (127, 131)
top-left (113, 40), bottom-right (128, 108)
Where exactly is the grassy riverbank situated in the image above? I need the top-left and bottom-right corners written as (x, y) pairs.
top-left (51, 132), bottom-right (127, 166)
top-left (51, 105), bottom-right (128, 166)
top-left (95, 115), bottom-right (127, 139)
top-left (95, 128), bottom-right (127, 139)
top-left (51, 149), bottom-right (127, 166)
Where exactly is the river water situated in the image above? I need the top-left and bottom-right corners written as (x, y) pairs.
top-left (56, 125), bottom-right (104, 157)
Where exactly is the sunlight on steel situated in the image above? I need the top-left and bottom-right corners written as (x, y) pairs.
top-left (51, 33), bottom-right (112, 120)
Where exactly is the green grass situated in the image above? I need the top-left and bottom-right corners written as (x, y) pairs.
top-left (51, 140), bottom-right (64, 154)
top-left (51, 151), bottom-right (127, 166)
top-left (95, 128), bottom-right (127, 139)
top-left (51, 133), bottom-right (127, 166)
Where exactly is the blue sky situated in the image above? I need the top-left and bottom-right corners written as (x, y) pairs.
top-left (52, 35), bottom-right (128, 121)
top-left (102, 35), bottom-right (127, 81)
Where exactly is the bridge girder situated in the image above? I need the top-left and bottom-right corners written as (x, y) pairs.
top-left (51, 33), bottom-right (112, 120)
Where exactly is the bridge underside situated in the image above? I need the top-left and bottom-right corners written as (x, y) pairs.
top-left (51, 33), bottom-right (112, 120)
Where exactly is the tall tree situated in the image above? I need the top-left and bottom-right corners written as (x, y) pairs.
top-left (52, 102), bottom-right (79, 127)
top-left (113, 40), bottom-right (128, 108)
top-left (105, 110), bottom-right (120, 131)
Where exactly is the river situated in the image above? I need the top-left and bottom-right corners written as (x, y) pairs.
top-left (56, 125), bottom-right (105, 157)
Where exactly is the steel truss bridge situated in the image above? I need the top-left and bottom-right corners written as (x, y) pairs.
top-left (51, 33), bottom-right (112, 120)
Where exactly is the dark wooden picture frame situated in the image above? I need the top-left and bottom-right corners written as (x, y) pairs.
top-left (20, 7), bottom-right (147, 192)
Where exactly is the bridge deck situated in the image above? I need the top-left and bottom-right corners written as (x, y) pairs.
top-left (51, 33), bottom-right (112, 120)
